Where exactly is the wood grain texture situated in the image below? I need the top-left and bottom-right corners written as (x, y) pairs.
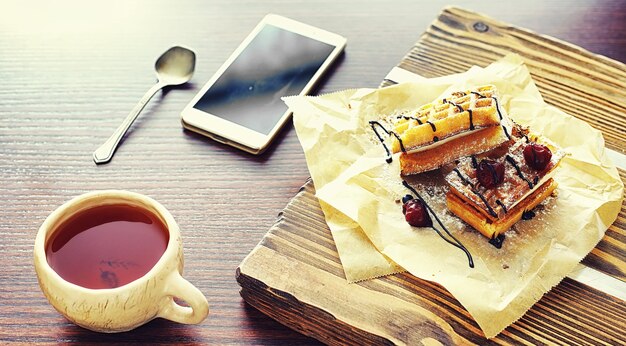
top-left (1, 0), bottom-right (625, 344)
top-left (238, 181), bottom-right (626, 345)
top-left (237, 6), bottom-right (626, 345)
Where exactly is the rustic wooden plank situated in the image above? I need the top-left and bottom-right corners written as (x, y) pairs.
top-left (238, 180), bottom-right (626, 345)
top-left (237, 6), bottom-right (626, 345)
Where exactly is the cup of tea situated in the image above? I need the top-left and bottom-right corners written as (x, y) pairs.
top-left (34, 190), bottom-right (209, 332)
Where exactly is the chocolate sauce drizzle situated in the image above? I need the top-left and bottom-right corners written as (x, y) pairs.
top-left (496, 200), bottom-right (508, 214)
top-left (489, 233), bottom-right (506, 249)
top-left (369, 120), bottom-right (406, 163)
top-left (391, 132), bottom-right (406, 152)
top-left (426, 121), bottom-right (436, 132)
top-left (522, 210), bottom-right (536, 220)
top-left (452, 168), bottom-right (473, 187)
top-left (471, 91), bottom-right (485, 98)
top-left (505, 154), bottom-right (534, 188)
top-left (444, 98), bottom-right (474, 130)
top-left (493, 97), bottom-right (503, 120)
top-left (397, 115), bottom-right (423, 125)
top-left (493, 97), bottom-right (511, 140)
top-left (501, 124), bottom-right (511, 139)
top-left (453, 168), bottom-right (498, 218)
top-left (452, 168), bottom-right (498, 217)
top-left (470, 156), bottom-right (478, 169)
top-left (446, 100), bottom-right (464, 113)
top-left (394, 133), bottom-right (405, 151)
top-left (476, 192), bottom-right (499, 218)
top-left (402, 181), bottom-right (474, 268)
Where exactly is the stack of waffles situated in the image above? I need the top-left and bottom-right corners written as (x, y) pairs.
top-left (382, 85), bottom-right (564, 239)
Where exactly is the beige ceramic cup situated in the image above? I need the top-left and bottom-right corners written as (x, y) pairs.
top-left (34, 190), bottom-right (209, 332)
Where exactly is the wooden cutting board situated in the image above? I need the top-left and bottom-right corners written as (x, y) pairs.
top-left (237, 7), bottom-right (626, 345)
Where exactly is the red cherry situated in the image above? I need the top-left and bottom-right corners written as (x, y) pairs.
top-left (476, 159), bottom-right (505, 188)
top-left (403, 199), bottom-right (433, 227)
top-left (523, 143), bottom-right (552, 170)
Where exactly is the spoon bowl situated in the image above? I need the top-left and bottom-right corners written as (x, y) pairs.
top-left (155, 46), bottom-right (196, 86)
top-left (93, 46), bottom-right (196, 164)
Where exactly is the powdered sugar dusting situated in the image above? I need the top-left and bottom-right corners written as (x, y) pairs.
top-left (401, 171), bottom-right (560, 272)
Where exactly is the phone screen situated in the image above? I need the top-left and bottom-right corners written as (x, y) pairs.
top-left (193, 24), bottom-right (336, 135)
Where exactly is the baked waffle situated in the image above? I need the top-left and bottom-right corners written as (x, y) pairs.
top-left (400, 125), bottom-right (509, 174)
top-left (390, 85), bottom-right (511, 175)
top-left (391, 85), bottom-right (504, 154)
top-left (444, 125), bottom-right (564, 239)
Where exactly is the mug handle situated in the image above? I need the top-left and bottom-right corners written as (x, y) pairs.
top-left (158, 272), bottom-right (209, 324)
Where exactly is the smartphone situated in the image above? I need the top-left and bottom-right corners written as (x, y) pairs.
top-left (181, 14), bottom-right (346, 154)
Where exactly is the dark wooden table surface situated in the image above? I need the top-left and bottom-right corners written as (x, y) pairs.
top-left (1, 0), bottom-right (624, 344)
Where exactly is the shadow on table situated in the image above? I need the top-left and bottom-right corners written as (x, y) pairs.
top-left (107, 81), bottom-right (199, 155)
top-left (160, 82), bottom-right (197, 97)
top-left (58, 318), bottom-right (205, 344)
top-left (182, 119), bottom-right (291, 163)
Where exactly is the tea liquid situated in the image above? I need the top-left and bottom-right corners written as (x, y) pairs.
top-left (46, 204), bottom-right (169, 289)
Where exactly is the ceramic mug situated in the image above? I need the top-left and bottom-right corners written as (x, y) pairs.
top-left (34, 190), bottom-right (209, 332)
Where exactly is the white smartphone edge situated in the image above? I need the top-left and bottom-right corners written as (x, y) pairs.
top-left (180, 13), bottom-right (347, 155)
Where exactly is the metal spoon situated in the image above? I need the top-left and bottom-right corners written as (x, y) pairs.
top-left (93, 46), bottom-right (196, 164)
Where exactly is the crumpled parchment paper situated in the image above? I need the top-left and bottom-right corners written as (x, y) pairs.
top-left (283, 54), bottom-right (623, 338)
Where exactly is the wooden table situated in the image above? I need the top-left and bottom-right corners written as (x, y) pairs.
top-left (0, 1), bottom-right (623, 344)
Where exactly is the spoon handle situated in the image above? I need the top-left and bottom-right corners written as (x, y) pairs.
top-left (93, 82), bottom-right (164, 164)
